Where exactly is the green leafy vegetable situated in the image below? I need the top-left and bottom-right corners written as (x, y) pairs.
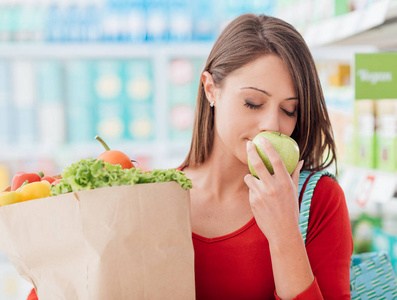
top-left (51, 158), bottom-right (192, 196)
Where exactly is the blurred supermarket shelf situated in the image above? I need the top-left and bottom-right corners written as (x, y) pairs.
top-left (0, 42), bottom-right (379, 62)
top-left (310, 45), bottom-right (378, 62)
top-left (0, 44), bottom-right (377, 73)
top-left (0, 251), bottom-right (33, 300)
top-left (0, 243), bottom-right (33, 300)
top-left (0, 44), bottom-right (209, 184)
top-left (339, 164), bottom-right (397, 219)
top-left (0, 43), bottom-right (213, 58)
top-left (301, 0), bottom-right (397, 49)
top-left (0, 140), bottom-right (191, 170)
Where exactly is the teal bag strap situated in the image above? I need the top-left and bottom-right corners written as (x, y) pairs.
top-left (298, 170), bottom-right (335, 244)
top-left (298, 170), bottom-right (397, 299)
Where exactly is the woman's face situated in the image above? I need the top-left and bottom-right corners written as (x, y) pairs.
top-left (205, 54), bottom-right (299, 165)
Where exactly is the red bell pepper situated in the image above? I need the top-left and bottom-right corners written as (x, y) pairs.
top-left (42, 176), bottom-right (56, 184)
top-left (11, 172), bottom-right (42, 191)
top-left (51, 179), bottom-right (61, 186)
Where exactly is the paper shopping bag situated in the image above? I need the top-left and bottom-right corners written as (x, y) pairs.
top-left (0, 182), bottom-right (195, 300)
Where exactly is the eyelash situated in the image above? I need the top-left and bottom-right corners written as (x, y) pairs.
top-left (243, 102), bottom-right (297, 117)
top-left (244, 102), bottom-right (262, 110)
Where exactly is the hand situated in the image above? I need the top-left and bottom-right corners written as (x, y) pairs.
top-left (244, 137), bottom-right (304, 245)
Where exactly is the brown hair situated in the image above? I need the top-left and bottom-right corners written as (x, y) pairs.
top-left (180, 14), bottom-right (337, 174)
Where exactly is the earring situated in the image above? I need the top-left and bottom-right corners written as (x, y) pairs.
top-left (210, 101), bottom-right (215, 107)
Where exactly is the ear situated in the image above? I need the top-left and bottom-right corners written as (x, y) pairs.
top-left (201, 71), bottom-right (217, 104)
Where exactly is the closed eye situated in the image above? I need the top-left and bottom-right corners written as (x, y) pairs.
top-left (282, 108), bottom-right (297, 117)
top-left (244, 100), bottom-right (297, 117)
top-left (244, 102), bottom-right (263, 110)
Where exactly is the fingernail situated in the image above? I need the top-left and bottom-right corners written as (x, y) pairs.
top-left (246, 140), bottom-right (252, 149)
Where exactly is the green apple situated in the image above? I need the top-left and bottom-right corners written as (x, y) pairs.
top-left (248, 131), bottom-right (299, 177)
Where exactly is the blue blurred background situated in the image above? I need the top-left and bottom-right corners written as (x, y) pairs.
top-left (1, 0), bottom-right (397, 299)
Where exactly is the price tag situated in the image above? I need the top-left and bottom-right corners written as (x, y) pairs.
top-left (355, 174), bottom-right (375, 206)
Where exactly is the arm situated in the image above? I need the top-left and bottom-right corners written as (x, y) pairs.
top-left (301, 176), bottom-right (353, 299)
top-left (245, 139), bottom-right (352, 299)
top-left (269, 225), bottom-right (316, 300)
top-left (273, 176), bottom-right (352, 300)
top-left (245, 138), bottom-right (314, 299)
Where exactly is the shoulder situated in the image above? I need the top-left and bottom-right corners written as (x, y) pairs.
top-left (309, 174), bottom-right (349, 224)
top-left (313, 175), bottom-right (345, 203)
top-left (300, 172), bottom-right (345, 207)
top-left (305, 173), bottom-right (352, 247)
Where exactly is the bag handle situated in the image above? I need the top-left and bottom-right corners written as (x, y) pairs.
top-left (298, 170), bottom-right (336, 244)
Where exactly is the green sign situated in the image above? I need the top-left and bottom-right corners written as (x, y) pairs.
top-left (355, 53), bottom-right (397, 100)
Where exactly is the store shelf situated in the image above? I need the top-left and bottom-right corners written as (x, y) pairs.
top-left (338, 165), bottom-right (397, 219)
top-left (310, 45), bottom-right (378, 62)
top-left (0, 257), bottom-right (34, 300)
top-left (303, 0), bottom-right (397, 49)
top-left (0, 43), bottom-right (214, 59)
top-left (0, 41), bottom-right (210, 178)
top-left (0, 139), bottom-right (182, 161)
top-left (331, 17), bottom-right (397, 50)
top-left (0, 138), bottom-right (192, 169)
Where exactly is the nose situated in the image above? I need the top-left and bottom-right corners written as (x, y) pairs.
top-left (257, 107), bottom-right (280, 133)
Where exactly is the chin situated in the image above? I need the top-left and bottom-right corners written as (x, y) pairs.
top-left (237, 151), bottom-right (249, 166)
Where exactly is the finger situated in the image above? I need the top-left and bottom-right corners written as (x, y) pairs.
top-left (259, 137), bottom-right (289, 181)
top-left (247, 140), bottom-right (273, 183)
top-left (244, 174), bottom-right (264, 206)
top-left (291, 160), bottom-right (304, 191)
top-left (244, 174), bottom-right (261, 192)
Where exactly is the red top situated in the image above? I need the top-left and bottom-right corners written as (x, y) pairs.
top-left (27, 288), bottom-right (37, 300)
top-left (27, 175), bottom-right (353, 300)
top-left (192, 175), bottom-right (353, 300)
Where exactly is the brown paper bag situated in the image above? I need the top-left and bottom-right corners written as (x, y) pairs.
top-left (0, 182), bottom-right (195, 300)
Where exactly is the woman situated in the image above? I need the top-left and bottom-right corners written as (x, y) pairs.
top-left (179, 13), bottom-right (352, 300)
top-left (28, 13), bottom-right (352, 300)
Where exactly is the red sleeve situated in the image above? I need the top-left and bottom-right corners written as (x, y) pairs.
top-left (276, 176), bottom-right (353, 299)
top-left (27, 288), bottom-right (38, 300)
top-left (274, 277), bottom-right (323, 300)
top-left (303, 176), bottom-right (353, 299)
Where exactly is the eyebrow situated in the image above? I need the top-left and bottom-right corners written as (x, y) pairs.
top-left (240, 87), bottom-right (299, 101)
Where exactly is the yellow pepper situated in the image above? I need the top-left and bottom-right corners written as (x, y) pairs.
top-left (19, 182), bottom-right (51, 202)
top-left (0, 191), bottom-right (23, 206)
top-left (40, 180), bottom-right (51, 187)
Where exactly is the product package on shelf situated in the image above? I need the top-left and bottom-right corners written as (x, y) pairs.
top-left (355, 53), bottom-right (397, 171)
top-left (0, 0), bottom-right (276, 44)
top-left (168, 58), bottom-right (204, 141)
top-left (93, 60), bottom-right (125, 142)
top-left (0, 60), bottom-right (11, 146)
top-left (124, 60), bottom-right (155, 142)
top-left (317, 61), bottom-right (354, 165)
top-left (354, 99), bottom-right (376, 169)
top-left (375, 99), bottom-right (397, 172)
top-left (66, 60), bottom-right (96, 143)
top-left (37, 60), bottom-right (66, 145)
top-left (11, 60), bottom-right (38, 146)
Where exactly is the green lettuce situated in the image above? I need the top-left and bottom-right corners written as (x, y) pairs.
top-left (51, 158), bottom-right (192, 196)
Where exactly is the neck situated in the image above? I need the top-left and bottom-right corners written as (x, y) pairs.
top-left (184, 137), bottom-right (250, 202)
